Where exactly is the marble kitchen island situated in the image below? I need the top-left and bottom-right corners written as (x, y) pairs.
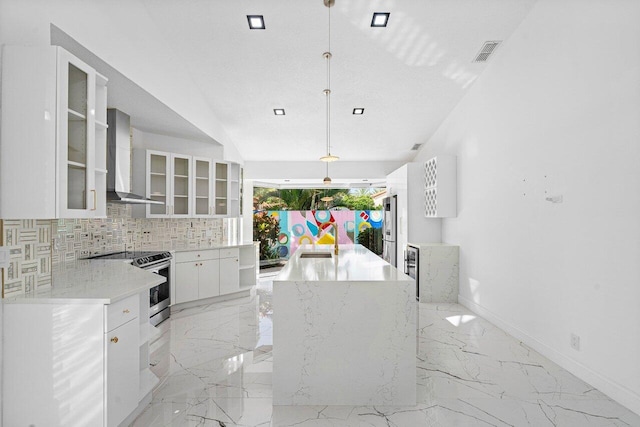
top-left (273, 244), bottom-right (416, 406)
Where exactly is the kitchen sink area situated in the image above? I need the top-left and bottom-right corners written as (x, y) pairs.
top-left (299, 252), bottom-right (332, 259)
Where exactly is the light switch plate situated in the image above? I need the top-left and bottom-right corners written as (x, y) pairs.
top-left (0, 246), bottom-right (9, 269)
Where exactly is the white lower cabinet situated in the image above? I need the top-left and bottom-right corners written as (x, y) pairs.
top-left (174, 244), bottom-right (256, 306)
top-left (106, 319), bottom-right (139, 427)
top-left (220, 249), bottom-right (240, 295)
top-left (199, 259), bottom-right (221, 299)
top-left (174, 250), bottom-right (221, 304)
top-left (175, 261), bottom-right (202, 303)
top-left (2, 291), bottom-right (155, 427)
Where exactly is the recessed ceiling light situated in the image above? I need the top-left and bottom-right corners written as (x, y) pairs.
top-left (353, 108), bottom-right (365, 115)
top-left (273, 109), bottom-right (285, 115)
top-left (247, 15), bottom-right (265, 30)
top-left (371, 12), bottom-right (390, 27)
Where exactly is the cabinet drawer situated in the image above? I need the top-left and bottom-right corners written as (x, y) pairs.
top-left (106, 294), bottom-right (139, 332)
top-left (219, 248), bottom-right (239, 259)
top-left (175, 250), bottom-right (219, 263)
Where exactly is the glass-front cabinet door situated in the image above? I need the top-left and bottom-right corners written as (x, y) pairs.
top-left (146, 151), bottom-right (170, 217)
top-left (171, 154), bottom-right (192, 217)
top-left (214, 162), bottom-right (228, 216)
top-left (57, 49), bottom-right (96, 218)
top-left (193, 157), bottom-right (212, 217)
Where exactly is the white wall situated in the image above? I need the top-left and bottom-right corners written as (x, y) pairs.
top-left (242, 179), bottom-right (255, 243)
top-left (245, 160), bottom-right (404, 181)
top-left (415, 0), bottom-right (640, 415)
top-left (131, 128), bottom-right (224, 159)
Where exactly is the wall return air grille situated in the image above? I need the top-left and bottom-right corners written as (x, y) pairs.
top-left (474, 41), bottom-right (501, 62)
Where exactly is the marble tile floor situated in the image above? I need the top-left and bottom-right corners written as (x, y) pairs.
top-left (132, 276), bottom-right (640, 426)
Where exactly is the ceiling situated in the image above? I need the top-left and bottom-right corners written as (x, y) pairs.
top-left (135, 0), bottom-right (537, 163)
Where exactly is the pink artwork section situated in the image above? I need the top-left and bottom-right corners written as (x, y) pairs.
top-left (267, 210), bottom-right (383, 259)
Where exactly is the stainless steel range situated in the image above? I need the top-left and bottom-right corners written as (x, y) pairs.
top-left (87, 251), bottom-right (173, 325)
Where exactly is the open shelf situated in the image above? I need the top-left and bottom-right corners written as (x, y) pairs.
top-left (174, 174), bottom-right (189, 178)
top-left (68, 160), bottom-right (86, 168)
top-left (68, 108), bottom-right (86, 120)
top-left (95, 168), bottom-right (108, 174)
top-left (239, 264), bottom-right (254, 270)
top-left (95, 121), bottom-right (108, 129)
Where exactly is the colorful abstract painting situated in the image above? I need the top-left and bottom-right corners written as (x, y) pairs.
top-left (266, 210), bottom-right (383, 259)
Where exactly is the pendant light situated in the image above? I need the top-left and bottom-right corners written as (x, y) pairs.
top-left (320, 187), bottom-right (333, 202)
top-left (320, 0), bottom-right (339, 166)
top-left (323, 161), bottom-right (332, 185)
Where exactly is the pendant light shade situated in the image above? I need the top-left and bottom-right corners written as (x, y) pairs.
top-left (320, 154), bottom-right (339, 162)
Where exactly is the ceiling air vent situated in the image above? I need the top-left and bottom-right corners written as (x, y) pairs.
top-left (411, 143), bottom-right (423, 151)
top-left (474, 41), bottom-right (501, 62)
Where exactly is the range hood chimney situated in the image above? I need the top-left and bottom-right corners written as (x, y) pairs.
top-left (106, 109), bottom-right (163, 204)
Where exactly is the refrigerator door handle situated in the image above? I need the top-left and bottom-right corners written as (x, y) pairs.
top-left (403, 250), bottom-right (408, 274)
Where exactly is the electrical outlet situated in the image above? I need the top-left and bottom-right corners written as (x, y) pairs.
top-left (570, 333), bottom-right (580, 351)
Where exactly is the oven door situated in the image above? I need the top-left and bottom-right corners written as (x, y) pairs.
top-left (145, 260), bottom-right (171, 318)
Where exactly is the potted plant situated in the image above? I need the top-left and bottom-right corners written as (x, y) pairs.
top-left (253, 211), bottom-right (281, 265)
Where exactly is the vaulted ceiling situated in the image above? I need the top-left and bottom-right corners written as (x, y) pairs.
top-left (135, 0), bottom-right (537, 163)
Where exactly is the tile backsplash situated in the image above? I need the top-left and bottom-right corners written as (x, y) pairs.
top-left (2, 204), bottom-right (226, 298)
top-left (1, 219), bottom-right (52, 296)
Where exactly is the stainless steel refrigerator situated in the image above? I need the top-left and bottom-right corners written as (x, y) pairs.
top-left (382, 195), bottom-right (397, 267)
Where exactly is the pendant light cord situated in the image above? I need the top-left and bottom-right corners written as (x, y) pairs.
top-left (326, 3), bottom-right (331, 157)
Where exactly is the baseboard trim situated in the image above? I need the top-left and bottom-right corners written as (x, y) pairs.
top-left (458, 294), bottom-right (640, 416)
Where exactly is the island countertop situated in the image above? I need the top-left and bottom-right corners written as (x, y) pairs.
top-left (2, 259), bottom-right (165, 305)
top-left (273, 243), bottom-right (416, 406)
top-left (276, 244), bottom-right (412, 282)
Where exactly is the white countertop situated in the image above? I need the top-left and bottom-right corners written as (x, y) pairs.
top-left (173, 242), bottom-right (257, 253)
top-left (3, 259), bottom-right (165, 305)
top-left (407, 242), bottom-right (459, 248)
top-left (275, 244), bottom-right (412, 282)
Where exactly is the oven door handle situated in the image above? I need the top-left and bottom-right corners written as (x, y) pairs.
top-left (145, 260), bottom-right (171, 273)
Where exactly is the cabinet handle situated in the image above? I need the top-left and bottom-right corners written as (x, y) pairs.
top-left (123, 309), bottom-right (130, 314)
top-left (91, 189), bottom-right (97, 211)
top-left (197, 254), bottom-right (201, 258)
top-left (111, 337), bottom-right (119, 343)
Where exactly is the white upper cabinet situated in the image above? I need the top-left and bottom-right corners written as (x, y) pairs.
top-left (424, 155), bottom-right (457, 218)
top-left (213, 161), bottom-right (241, 217)
top-left (134, 149), bottom-right (241, 219)
top-left (144, 150), bottom-right (192, 218)
top-left (0, 46), bottom-right (107, 219)
top-left (193, 157), bottom-right (213, 217)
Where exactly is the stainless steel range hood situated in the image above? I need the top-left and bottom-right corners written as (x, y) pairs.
top-left (106, 109), bottom-right (163, 205)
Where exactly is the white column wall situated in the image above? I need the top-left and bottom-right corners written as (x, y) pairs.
top-left (415, 0), bottom-right (640, 414)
